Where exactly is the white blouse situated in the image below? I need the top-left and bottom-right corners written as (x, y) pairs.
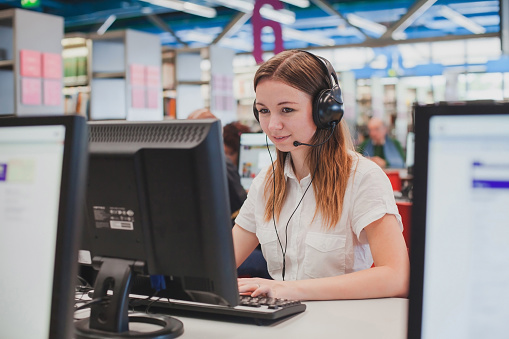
top-left (235, 151), bottom-right (403, 281)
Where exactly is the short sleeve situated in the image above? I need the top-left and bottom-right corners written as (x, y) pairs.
top-left (351, 164), bottom-right (403, 242)
top-left (234, 165), bottom-right (270, 234)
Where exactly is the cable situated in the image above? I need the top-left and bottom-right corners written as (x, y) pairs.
top-left (265, 134), bottom-right (323, 281)
top-left (74, 296), bottom-right (109, 312)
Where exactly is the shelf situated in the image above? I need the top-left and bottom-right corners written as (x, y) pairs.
top-left (92, 71), bottom-right (125, 79)
top-left (178, 80), bottom-right (209, 86)
top-left (64, 75), bottom-right (88, 87)
top-left (0, 59), bottom-right (13, 69)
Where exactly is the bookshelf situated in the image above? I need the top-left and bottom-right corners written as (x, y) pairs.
top-left (0, 8), bottom-right (64, 116)
top-left (87, 29), bottom-right (163, 121)
top-left (171, 45), bottom-right (236, 124)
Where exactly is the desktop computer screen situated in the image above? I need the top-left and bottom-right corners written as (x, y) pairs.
top-left (238, 133), bottom-right (276, 190)
top-left (76, 119), bottom-right (239, 338)
top-left (408, 103), bottom-right (509, 339)
top-left (0, 115), bottom-right (88, 339)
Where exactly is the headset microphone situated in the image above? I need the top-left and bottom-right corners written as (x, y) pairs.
top-left (293, 121), bottom-right (338, 147)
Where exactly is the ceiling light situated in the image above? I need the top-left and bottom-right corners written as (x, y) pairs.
top-left (346, 13), bottom-right (386, 36)
top-left (97, 15), bottom-right (117, 35)
top-left (438, 5), bottom-right (486, 34)
top-left (392, 0), bottom-right (438, 39)
top-left (280, 0), bottom-right (309, 8)
top-left (209, 0), bottom-right (295, 25)
top-left (282, 27), bottom-right (335, 46)
top-left (140, 0), bottom-right (216, 18)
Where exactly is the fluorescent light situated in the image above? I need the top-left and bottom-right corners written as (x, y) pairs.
top-left (392, 0), bottom-right (437, 39)
top-left (140, 0), bottom-right (216, 18)
top-left (280, 0), bottom-right (309, 8)
top-left (97, 15), bottom-right (116, 35)
top-left (346, 13), bottom-right (386, 36)
top-left (282, 27), bottom-right (335, 46)
top-left (260, 5), bottom-right (295, 24)
top-left (438, 5), bottom-right (486, 34)
top-left (209, 0), bottom-right (295, 25)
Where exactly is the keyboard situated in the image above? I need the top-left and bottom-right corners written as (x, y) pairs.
top-left (129, 294), bottom-right (306, 324)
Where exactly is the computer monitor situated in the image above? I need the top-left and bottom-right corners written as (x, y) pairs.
top-left (238, 133), bottom-right (276, 190)
top-left (0, 115), bottom-right (88, 339)
top-left (75, 119), bottom-right (239, 338)
top-left (407, 102), bottom-right (509, 339)
top-left (405, 131), bottom-right (415, 171)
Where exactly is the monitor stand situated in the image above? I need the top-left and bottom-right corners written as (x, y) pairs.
top-left (75, 258), bottom-right (183, 339)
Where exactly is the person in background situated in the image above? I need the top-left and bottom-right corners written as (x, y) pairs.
top-left (232, 50), bottom-right (409, 300)
top-left (223, 122), bottom-right (251, 168)
top-left (187, 108), bottom-right (271, 279)
top-left (354, 124), bottom-right (369, 148)
top-left (357, 117), bottom-right (405, 168)
top-left (187, 108), bottom-right (247, 216)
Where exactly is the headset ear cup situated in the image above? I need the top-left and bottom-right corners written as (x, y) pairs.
top-left (253, 100), bottom-right (259, 122)
top-left (314, 88), bottom-right (344, 129)
top-left (313, 89), bottom-right (329, 129)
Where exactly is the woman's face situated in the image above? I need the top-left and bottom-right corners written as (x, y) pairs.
top-left (255, 78), bottom-right (316, 153)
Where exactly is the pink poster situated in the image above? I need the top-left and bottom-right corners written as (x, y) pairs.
top-left (147, 88), bottom-right (159, 109)
top-left (131, 87), bottom-right (146, 108)
top-left (21, 77), bottom-right (42, 105)
top-left (130, 64), bottom-right (145, 86)
top-left (146, 66), bottom-right (160, 87)
top-left (20, 50), bottom-right (42, 77)
top-left (43, 80), bottom-right (61, 106)
top-left (42, 53), bottom-right (62, 79)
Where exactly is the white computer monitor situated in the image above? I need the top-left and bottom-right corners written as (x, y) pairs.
top-left (0, 115), bottom-right (88, 339)
top-left (238, 133), bottom-right (276, 190)
top-left (408, 103), bottom-right (509, 339)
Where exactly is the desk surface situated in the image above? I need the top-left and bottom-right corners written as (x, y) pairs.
top-left (75, 297), bottom-right (408, 338)
top-left (171, 298), bottom-right (408, 339)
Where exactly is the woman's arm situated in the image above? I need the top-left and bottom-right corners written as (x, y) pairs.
top-left (232, 224), bottom-right (260, 268)
top-left (238, 214), bottom-right (409, 300)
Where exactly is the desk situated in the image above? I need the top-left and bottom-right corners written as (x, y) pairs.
top-left (170, 298), bottom-right (408, 339)
top-left (75, 298), bottom-right (408, 338)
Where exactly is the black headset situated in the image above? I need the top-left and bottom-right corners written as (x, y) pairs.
top-left (253, 50), bottom-right (344, 130)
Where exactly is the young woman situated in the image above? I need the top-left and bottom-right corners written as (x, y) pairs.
top-left (232, 50), bottom-right (409, 301)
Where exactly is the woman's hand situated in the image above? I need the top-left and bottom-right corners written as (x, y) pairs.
top-left (238, 277), bottom-right (294, 299)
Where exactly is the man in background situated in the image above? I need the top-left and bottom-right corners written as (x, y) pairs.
top-left (357, 117), bottom-right (405, 168)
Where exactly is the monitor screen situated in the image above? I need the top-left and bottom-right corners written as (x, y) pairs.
top-left (238, 133), bottom-right (276, 190)
top-left (0, 115), bottom-right (88, 339)
top-left (408, 103), bottom-right (509, 339)
top-left (77, 119), bottom-right (239, 337)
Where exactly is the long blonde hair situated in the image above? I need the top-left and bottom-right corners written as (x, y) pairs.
top-left (254, 50), bottom-right (355, 229)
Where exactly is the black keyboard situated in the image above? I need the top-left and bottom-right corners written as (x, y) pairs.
top-left (129, 294), bottom-right (306, 324)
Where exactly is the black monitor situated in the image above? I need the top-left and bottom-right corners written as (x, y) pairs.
top-left (75, 119), bottom-right (239, 338)
top-left (0, 115), bottom-right (88, 339)
top-left (407, 102), bottom-right (509, 338)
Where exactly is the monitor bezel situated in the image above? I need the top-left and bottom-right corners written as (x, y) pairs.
top-left (407, 102), bottom-right (509, 338)
top-left (0, 115), bottom-right (88, 339)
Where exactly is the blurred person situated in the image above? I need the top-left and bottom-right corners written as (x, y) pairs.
top-left (223, 122), bottom-right (251, 168)
top-left (187, 108), bottom-right (247, 215)
top-left (187, 108), bottom-right (270, 279)
top-left (357, 117), bottom-right (405, 168)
